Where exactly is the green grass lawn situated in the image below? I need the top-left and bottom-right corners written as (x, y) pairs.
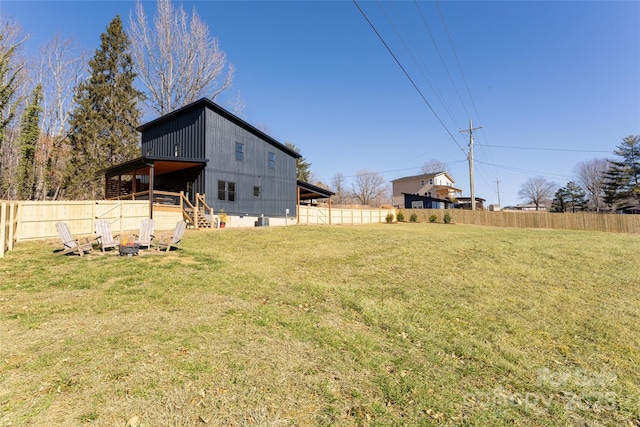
top-left (1, 223), bottom-right (639, 426)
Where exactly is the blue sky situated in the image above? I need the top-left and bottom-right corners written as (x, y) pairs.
top-left (1, 0), bottom-right (638, 206)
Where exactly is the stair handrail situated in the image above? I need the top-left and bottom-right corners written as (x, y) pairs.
top-left (180, 191), bottom-right (199, 229)
top-left (196, 193), bottom-right (214, 227)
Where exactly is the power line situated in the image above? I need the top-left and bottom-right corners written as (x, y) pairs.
top-left (352, 0), bottom-right (466, 154)
top-left (434, 1), bottom-right (502, 183)
top-left (477, 144), bottom-right (611, 153)
top-left (318, 159), bottom-right (467, 182)
top-left (414, 0), bottom-right (470, 124)
top-left (434, 0), bottom-right (482, 130)
top-left (377, 2), bottom-right (461, 128)
top-left (475, 159), bottom-right (574, 180)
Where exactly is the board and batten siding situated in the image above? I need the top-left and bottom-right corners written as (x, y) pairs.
top-left (141, 107), bottom-right (206, 159)
top-left (204, 108), bottom-right (297, 218)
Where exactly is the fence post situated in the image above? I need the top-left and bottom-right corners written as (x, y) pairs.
top-left (8, 202), bottom-right (16, 251)
top-left (1, 202), bottom-right (6, 258)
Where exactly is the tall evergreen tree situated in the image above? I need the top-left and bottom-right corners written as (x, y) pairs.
top-left (66, 15), bottom-right (143, 199)
top-left (285, 142), bottom-right (312, 182)
top-left (564, 181), bottom-right (587, 213)
top-left (18, 84), bottom-right (43, 200)
top-left (551, 186), bottom-right (568, 213)
top-left (604, 135), bottom-right (640, 208)
top-left (552, 182), bottom-right (587, 213)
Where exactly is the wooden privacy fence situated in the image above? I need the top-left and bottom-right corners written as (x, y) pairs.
top-left (3, 202), bottom-right (639, 257)
top-left (398, 209), bottom-right (640, 233)
top-left (1, 202), bottom-right (19, 258)
top-left (16, 200), bottom-right (151, 241)
top-left (299, 206), bottom-right (394, 225)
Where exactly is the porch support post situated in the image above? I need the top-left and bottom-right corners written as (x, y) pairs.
top-left (297, 186), bottom-right (301, 224)
top-left (149, 163), bottom-right (154, 219)
top-left (329, 197), bottom-right (332, 225)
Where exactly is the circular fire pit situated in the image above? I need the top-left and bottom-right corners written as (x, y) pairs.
top-left (119, 243), bottom-right (140, 256)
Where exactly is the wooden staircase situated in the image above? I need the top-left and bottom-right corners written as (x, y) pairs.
top-left (184, 207), bottom-right (212, 228)
top-left (181, 193), bottom-right (215, 229)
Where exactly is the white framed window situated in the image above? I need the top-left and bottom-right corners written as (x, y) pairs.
top-left (218, 180), bottom-right (236, 202)
top-left (235, 142), bottom-right (244, 162)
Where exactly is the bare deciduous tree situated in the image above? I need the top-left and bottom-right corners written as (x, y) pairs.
top-left (0, 17), bottom-right (28, 199)
top-left (352, 170), bottom-right (387, 207)
top-left (332, 173), bottom-right (348, 204)
top-left (37, 34), bottom-right (86, 138)
top-left (34, 34), bottom-right (87, 199)
top-left (518, 176), bottom-right (556, 210)
top-left (421, 159), bottom-right (447, 174)
top-left (129, 0), bottom-right (235, 115)
top-left (573, 158), bottom-right (609, 212)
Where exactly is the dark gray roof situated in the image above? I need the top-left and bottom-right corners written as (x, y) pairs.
top-left (97, 156), bottom-right (208, 178)
top-left (297, 180), bottom-right (335, 200)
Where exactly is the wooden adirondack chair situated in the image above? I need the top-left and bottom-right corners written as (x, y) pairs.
top-left (135, 218), bottom-right (155, 249)
top-left (156, 221), bottom-right (187, 252)
top-left (94, 219), bottom-right (120, 252)
top-left (55, 222), bottom-right (93, 256)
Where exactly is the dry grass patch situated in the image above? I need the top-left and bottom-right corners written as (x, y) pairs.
top-left (1, 224), bottom-right (639, 426)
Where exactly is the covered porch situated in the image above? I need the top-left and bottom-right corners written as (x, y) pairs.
top-left (98, 156), bottom-right (215, 228)
top-left (297, 180), bottom-right (335, 224)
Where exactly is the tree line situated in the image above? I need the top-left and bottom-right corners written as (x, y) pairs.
top-left (0, 0), bottom-right (236, 200)
top-left (518, 135), bottom-right (640, 213)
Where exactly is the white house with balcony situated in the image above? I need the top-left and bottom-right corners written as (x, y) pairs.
top-left (391, 172), bottom-right (463, 208)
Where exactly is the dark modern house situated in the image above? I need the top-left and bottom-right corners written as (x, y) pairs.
top-left (401, 193), bottom-right (456, 209)
top-left (101, 98), bottom-right (314, 224)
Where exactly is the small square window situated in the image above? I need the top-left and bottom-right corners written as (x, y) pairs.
top-left (235, 142), bottom-right (244, 162)
top-left (254, 186), bottom-right (261, 198)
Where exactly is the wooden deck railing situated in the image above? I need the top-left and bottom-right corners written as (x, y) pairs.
top-left (108, 190), bottom-right (216, 228)
top-left (195, 193), bottom-right (217, 228)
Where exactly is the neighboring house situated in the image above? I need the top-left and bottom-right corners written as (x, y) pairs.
top-left (101, 98), bottom-right (303, 219)
top-left (504, 204), bottom-right (546, 211)
top-left (615, 202), bottom-right (640, 214)
top-left (391, 172), bottom-right (462, 208)
top-left (454, 197), bottom-right (486, 211)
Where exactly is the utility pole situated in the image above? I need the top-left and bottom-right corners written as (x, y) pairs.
top-left (496, 179), bottom-right (501, 207)
top-left (460, 119), bottom-right (482, 210)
